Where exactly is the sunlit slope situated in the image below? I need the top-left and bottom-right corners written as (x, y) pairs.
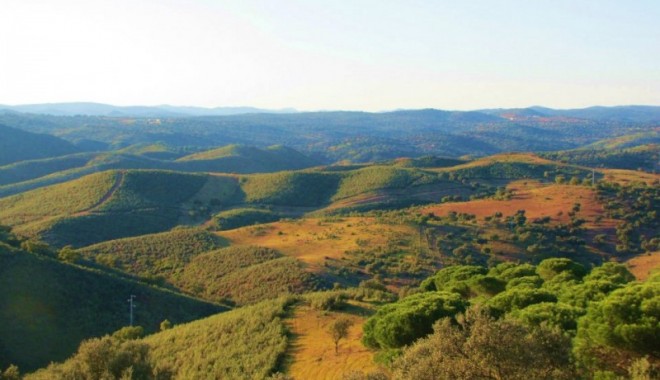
top-left (176, 246), bottom-right (322, 305)
top-left (0, 170), bottom-right (211, 247)
top-left (78, 227), bottom-right (228, 280)
top-left (0, 249), bottom-right (224, 372)
top-left (143, 297), bottom-right (292, 380)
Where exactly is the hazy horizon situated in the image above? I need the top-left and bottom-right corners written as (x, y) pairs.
top-left (1, 0), bottom-right (659, 111)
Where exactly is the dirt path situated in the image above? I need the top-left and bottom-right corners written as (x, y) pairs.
top-left (72, 170), bottom-right (125, 216)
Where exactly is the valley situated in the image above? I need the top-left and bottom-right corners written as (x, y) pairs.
top-left (0, 107), bottom-right (658, 379)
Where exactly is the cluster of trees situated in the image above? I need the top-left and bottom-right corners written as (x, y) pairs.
top-left (360, 259), bottom-right (659, 378)
top-left (541, 146), bottom-right (659, 172)
top-left (598, 181), bottom-right (659, 254)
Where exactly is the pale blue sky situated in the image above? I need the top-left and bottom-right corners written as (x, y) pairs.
top-left (0, 0), bottom-right (658, 110)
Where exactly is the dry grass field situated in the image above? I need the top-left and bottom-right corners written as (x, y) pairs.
top-left (600, 169), bottom-right (660, 185)
top-left (284, 302), bottom-right (382, 380)
top-left (422, 181), bottom-right (610, 227)
top-left (217, 217), bottom-right (416, 271)
top-left (626, 251), bottom-right (660, 280)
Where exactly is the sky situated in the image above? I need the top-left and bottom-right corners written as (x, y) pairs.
top-left (0, 0), bottom-right (658, 111)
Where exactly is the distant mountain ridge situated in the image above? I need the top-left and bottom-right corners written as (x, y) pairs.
top-left (2, 102), bottom-right (659, 121)
top-left (0, 102), bottom-right (298, 117)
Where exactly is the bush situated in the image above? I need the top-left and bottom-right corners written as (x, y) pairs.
top-left (362, 291), bottom-right (467, 349)
top-left (536, 258), bottom-right (587, 281)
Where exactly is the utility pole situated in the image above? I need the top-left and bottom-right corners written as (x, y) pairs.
top-left (128, 295), bottom-right (136, 326)
top-left (592, 168), bottom-right (595, 187)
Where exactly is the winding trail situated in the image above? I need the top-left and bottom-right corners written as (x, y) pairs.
top-left (72, 170), bottom-right (126, 216)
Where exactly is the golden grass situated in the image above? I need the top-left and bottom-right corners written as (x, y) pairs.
top-left (422, 181), bottom-right (611, 227)
top-left (217, 217), bottom-right (416, 271)
top-left (626, 252), bottom-right (660, 281)
top-left (600, 169), bottom-right (660, 185)
top-left (284, 302), bottom-right (382, 380)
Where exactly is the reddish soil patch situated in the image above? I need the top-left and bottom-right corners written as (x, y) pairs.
top-left (423, 182), bottom-right (612, 227)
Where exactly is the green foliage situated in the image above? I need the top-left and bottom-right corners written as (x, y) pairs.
top-left (26, 335), bottom-right (157, 380)
top-left (214, 208), bottom-right (281, 230)
top-left (112, 326), bottom-right (145, 341)
top-left (362, 291), bottom-right (467, 349)
top-left (536, 258), bottom-right (587, 281)
top-left (0, 249), bottom-right (223, 371)
top-left (329, 317), bottom-right (354, 354)
top-left (308, 291), bottom-right (348, 311)
top-left (0, 365), bottom-right (20, 380)
top-left (485, 288), bottom-right (557, 314)
top-left (574, 279), bottom-right (660, 374)
top-left (512, 302), bottom-right (585, 331)
top-left (57, 245), bottom-right (80, 263)
top-left (420, 265), bottom-right (487, 291)
top-left (145, 297), bottom-right (294, 379)
top-left (159, 320), bottom-right (172, 331)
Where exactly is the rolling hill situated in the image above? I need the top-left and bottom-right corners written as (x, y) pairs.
top-left (0, 248), bottom-right (224, 372)
top-left (1, 106), bottom-right (657, 164)
top-left (0, 145), bottom-right (320, 197)
top-left (0, 124), bottom-right (80, 166)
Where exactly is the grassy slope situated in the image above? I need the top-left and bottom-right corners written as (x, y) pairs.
top-left (51, 170), bottom-right (208, 247)
top-left (0, 171), bottom-right (118, 231)
top-left (176, 246), bottom-right (321, 305)
top-left (0, 250), bottom-right (224, 372)
top-left (78, 227), bottom-right (228, 280)
top-left (144, 297), bottom-right (292, 380)
top-left (0, 144), bottom-right (318, 196)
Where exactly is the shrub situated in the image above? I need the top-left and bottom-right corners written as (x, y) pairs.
top-left (362, 291), bottom-right (467, 349)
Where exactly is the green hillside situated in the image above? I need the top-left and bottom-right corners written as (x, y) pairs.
top-left (0, 124), bottom-right (80, 166)
top-left (0, 248), bottom-right (224, 372)
top-left (78, 227), bottom-right (228, 281)
top-left (176, 246), bottom-right (323, 305)
top-left (26, 297), bottom-right (293, 380)
top-left (0, 144), bottom-right (319, 197)
top-left (176, 144), bottom-right (320, 173)
top-left (242, 171), bottom-right (341, 206)
top-left (0, 171), bottom-right (118, 228)
top-left (333, 166), bottom-right (440, 200)
top-left (0, 170), bottom-right (211, 247)
top-left (541, 144), bottom-right (659, 172)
